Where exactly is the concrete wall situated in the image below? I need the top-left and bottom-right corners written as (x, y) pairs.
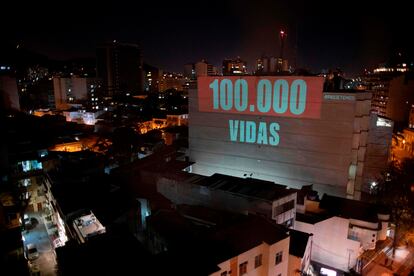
top-left (296, 217), bottom-right (361, 272)
top-left (53, 77), bottom-right (89, 109)
top-left (362, 114), bottom-right (393, 193)
top-left (212, 238), bottom-right (290, 276)
top-left (386, 75), bottom-right (414, 126)
top-left (189, 85), bottom-right (372, 199)
top-left (71, 78), bottom-right (88, 101)
top-left (268, 238), bottom-right (290, 276)
top-left (213, 243), bottom-right (269, 276)
top-left (288, 255), bottom-right (302, 276)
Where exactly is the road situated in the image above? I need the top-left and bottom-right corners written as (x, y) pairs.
top-left (23, 213), bottom-right (57, 276)
top-left (20, 174), bottom-right (58, 276)
top-left (365, 245), bottom-right (414, 276)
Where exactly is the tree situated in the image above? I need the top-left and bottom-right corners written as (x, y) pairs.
top-left (376, 158), bottom-right (414, 255)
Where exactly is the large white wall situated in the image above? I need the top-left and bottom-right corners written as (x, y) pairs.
top-left (296, 217), bottom-right (361, 272)
top-left (189, 85), bottom-right (372, 198)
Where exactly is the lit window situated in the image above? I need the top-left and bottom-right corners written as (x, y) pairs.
top-left (376, 117), bottom-right (392, 127)
top-left (275, 251), bottom-right (283, 265)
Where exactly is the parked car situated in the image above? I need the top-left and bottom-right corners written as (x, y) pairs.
top-left (24, 243), bottom-right (39, 261)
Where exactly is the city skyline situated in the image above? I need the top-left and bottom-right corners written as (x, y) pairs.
top-left (2, 2), bottom-right (414, 275)
top-left (4, 1), bottom-right (414, 75)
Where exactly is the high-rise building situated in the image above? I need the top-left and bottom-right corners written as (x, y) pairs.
top-left (53, 77), bottom-right (100, 110)
top-left (364, 53), bottom-right (414, 128)
top-left (0, 75), bottom-right (20, 111)
top-left (382, 74), bottom-right (414, 128)
top-left (255, 56), bottom-right (289, 75)
top-left (184, 63), bottom-right (196, 79)
top-left (96, 42), bottom-right (144, 97)
top-left (143, 64), bottom-right (161, 93)
top-left (184, 60), bottom-right (217, 80)
top-left (194, 61), bottom-right (208, 77)
top-left (222, 57), bottom-right (247, 75)
top-left (365, 71), bottom-right (414, 129)
top-left (190, 76), bottom-right (393, 200)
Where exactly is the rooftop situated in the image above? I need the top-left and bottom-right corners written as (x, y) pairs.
top-left (210, 214), bottom-right (290, 260)
top-left (73, 211), bottom-right (106, 242)
top-left (319, 194), bottom-right (386, 223)
top-left (296, 194), bottom-right (388, 225)
top-left (192, 173), bottom-right (295, 202)
top-left (147, 205), bottom-right (290, 273)
top-left (296, 212), bottom-right (330, 225)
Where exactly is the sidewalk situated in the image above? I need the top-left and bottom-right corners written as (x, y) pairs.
top-left (395, 247), bottom-right (414, 275)
top-left (364, 244), bottom-right (414, 276)
top-left (361, 238), bottom-right (393, 273)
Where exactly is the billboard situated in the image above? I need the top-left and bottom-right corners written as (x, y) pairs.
top-left (197, 76), bottom-right (324, 146)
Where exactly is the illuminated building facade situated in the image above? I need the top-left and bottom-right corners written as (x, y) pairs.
top-left (53, 77), bottom-right (100, 110)
top-left (189, 76), bottom-right (392, 199)
top-left (367, 74), bottom-right (414, 128)
top-left (63, 109), bottom-right (105, 125)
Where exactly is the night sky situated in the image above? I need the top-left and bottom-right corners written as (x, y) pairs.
top-left (5, 1), bottom-right (413, 76)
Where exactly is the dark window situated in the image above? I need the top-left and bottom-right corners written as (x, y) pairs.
top-left (255, 254), bottom-right (262, 268)
top-left (274, 200), bottom-right (295, 216)
top-left (239, 261), bottom-right (248, 275)
top-left (275, 251), bottom-right (283, 265)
